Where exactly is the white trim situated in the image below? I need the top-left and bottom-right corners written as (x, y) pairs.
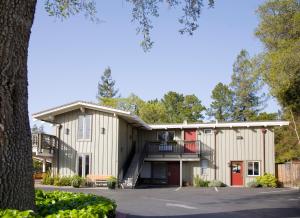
top-left (150, 121), bottom-right (289, 129)
top-left (77, 114), bottom-right (92, 141)
top-left (32, 101), bottom-right (151, 130)
top-left (247, 161), bottom-right (260, 177)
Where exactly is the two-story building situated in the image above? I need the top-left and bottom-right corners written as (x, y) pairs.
top-left (32, 101), bottom-right (289, 187)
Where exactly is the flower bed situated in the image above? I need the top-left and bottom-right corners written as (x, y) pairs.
top-left (0, 190), bottom-right (116, 218)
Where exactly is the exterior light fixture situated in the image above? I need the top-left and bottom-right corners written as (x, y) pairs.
top-left (101, 128), bottom-right (105, 134)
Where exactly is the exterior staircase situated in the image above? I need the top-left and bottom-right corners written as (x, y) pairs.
top-left (121, 147), bottom-right (145, 189)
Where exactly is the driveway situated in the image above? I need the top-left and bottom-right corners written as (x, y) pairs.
top-left (36, 185), bottom-right (300, 218)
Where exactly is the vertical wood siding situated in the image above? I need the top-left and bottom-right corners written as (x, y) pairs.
top-left (53, 109), bottom-right (119, 177)
top-left (141, 127), bottom-right (275, 186)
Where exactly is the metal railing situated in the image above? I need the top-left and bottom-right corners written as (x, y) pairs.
top-left (145, 140), bottom-right (213, 158)
top-left (32, 133), bottom-right (58, 155)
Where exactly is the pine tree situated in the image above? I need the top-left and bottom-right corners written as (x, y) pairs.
top-left (208, 82), bottom-right (234, 121)
top-left (97, 67), bottom-right (119, 102)
top-left (230, 50), bottom-right (266, 121)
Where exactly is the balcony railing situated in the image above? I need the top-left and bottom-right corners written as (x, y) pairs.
top-left (32, 133), bottom-right (58, 157)
top-left (145, 140), bottom-right (213, 158)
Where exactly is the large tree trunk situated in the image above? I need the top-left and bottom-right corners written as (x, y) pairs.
top-left (0, 0), bottom-right (37, 210)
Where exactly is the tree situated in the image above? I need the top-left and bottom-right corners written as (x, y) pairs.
top-left (0, 0), bottom-right (214, 210)
top-left (139, 100), bottom-right (167, 124)
top-left (97, 67), bottom-right (119, 102)
top-left (162, 91), bottom-right (205, 123)
top-left (207, 82), bottom-right (234, 121)
top-left (230, 50), bottom-right (266, 121)
top-left (249, 112), bottom-right (278, 121)
top-left (255, 0), bottom-right (300, 160)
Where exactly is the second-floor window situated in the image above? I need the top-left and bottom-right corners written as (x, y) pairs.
top-left (77, 115), bottom-right (92, 140)
top-left (157, 131), bottom-right (175, 142)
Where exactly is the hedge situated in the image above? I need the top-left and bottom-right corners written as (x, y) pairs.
top-left (0, 190), bottom-right (116, 218)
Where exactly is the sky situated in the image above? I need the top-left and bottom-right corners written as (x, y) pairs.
top-left (28, 0), bottom-right (279, 132)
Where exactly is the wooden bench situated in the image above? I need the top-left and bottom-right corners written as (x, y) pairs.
top-left (86, 175), bottom-right (111, 187)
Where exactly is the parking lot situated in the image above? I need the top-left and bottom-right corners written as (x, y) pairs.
top-left (37, 185), bottom-right (300, 218)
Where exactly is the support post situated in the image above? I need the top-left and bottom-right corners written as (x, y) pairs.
top-left (180, 160), bottom-right (183, 187)
top-left (42, 158), bottom-right (46, 173)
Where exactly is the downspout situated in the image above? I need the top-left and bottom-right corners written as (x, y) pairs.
top-left (262, 128), bottom-right (267, 174)
top-left (56, 124), bottom-right (62, 175)
top-left (214, 129), bottom-right (218, 180)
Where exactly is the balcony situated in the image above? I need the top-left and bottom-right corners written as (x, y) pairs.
top-left (145, 140), bottom-right (213, 160)
top-left (32, 133), bottom-right (58, 158)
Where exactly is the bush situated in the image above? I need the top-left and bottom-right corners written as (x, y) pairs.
top-left (56, 176), bottom-right (72, 186)
top-left (41, 172), bottom-right (54, 185)
top-left (107, 176), bottom-right (117, 189)
top-left (0, 190), bottom-right (116, 218)
top-left (193, 175), bottom-right (209, 187)
top-left (72, 175), bottom-right (85, 188)
top-left (247, 180), bottom-right (259, 188)
top-left (256, 173), bottom-right (277, 188)
top-left (208, 180), bottom-right (225, 187)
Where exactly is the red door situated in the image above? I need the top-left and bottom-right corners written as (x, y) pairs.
top-left (231, 161), bottom-right (243, 186)
top-left (184, 129), bottom-right (197, 153)
top-left (167, 162), bottom-right (180, 186)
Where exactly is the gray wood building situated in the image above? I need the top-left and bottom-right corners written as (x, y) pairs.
top-left (32, 101), bottom-right (289, 187)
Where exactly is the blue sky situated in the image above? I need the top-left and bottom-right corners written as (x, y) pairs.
top-left (28, 0), bottom-right (278, 131)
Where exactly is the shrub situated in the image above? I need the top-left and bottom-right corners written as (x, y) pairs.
top-left (107, 176), bottom-right (117, 189)
top-left (0, 190), bottom-right (116, 217)
top-left (72, 175), bottom-right (84, 188)
top-left (193, 175), bottom-right (209, 187)
top-left (247, 180), bottom-right (259, 188)
top-left (41, 172), bottom-right (54, 185)
top-left (57, 176), bottom-right (72, 186)
top-left (208, 180), bottom-right (225, 187)
top-left (53, 176), bottom-right (60, 186)
top-left (256, 173), bottom-right (277, 188)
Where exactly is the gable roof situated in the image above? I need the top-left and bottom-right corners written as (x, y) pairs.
top-left (32, 101), bottom-right (151, 130)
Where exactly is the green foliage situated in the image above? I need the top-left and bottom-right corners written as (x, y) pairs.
top-left (107, 176), bottom-right (117, 189)
top-left (193, 175), bottom-right (209, 187)
top-left (139, 100), bottom-right (167, 124)
top-left (97, 67), bottom-right (119, 101)
top-left (247, 180), bottom-right (259, 188)
top-left (230, 50), bottom-right (266, 121)
top-left (71, 175), bottom-right (85, 188)
top-left (275, 114), bottom-right (300, 162)
top-left (33, 159), bottom-right (42, 173)
top-left (41, 172), bottom-right (54, 185)
top-left (249, 112), bottom-right (278, 121)
top-left (208, 180), bottom-right (225, 187)
top-left (0, 209), bottom-right (35, 218)
top-left (256, 173), bottom-right (278, 188)
top-left (207, 82), bottom-right (234, 121)
top-left (0, 190), bottom-right (116, 217)
top-left (162, 91), bottom-right (206, 123)
top-left (255, 0), bottom-right (300, 113)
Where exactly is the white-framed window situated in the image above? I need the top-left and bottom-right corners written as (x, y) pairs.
top-left (247, 161), bottom-right (260, 176)
top-left (77, 153), bottom-right (91, 177)
top-left (157, 131), bottom-right (175, 142)
top-left (204, 129), bottom-right (213, 134)
top-left (77, 115), bottom-right (92, 140)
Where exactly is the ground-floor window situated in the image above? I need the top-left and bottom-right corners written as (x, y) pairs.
top-left (77, 153), bottom-right (91, 177)
top-left (247, 161), bottom-right (260, 176)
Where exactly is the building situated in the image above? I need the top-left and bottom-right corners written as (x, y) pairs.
top-left (32, 101), bottom-right (289, 187)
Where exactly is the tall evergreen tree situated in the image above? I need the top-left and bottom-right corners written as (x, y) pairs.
top-left (230, 50), bottom-right (265, 121)
top-left (208, 82), bottom-right (234, 121)
top-left (97, 67), bottom-right (119, 102)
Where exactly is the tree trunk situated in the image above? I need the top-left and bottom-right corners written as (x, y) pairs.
top-left (0, 0), bottom-right (37, 210)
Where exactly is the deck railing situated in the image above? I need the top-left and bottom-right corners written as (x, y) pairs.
top-left (145, 140), bottom-right (213, 158)
top-left (32, 133), bottom-right (58, 155)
